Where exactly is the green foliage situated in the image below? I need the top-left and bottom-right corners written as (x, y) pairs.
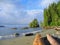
top-left (29, 19), bottom-right (39, 28)
top-left (44, 1), bottom-right (60, 26)
top-left (40, 22), bottom-right (44, 27)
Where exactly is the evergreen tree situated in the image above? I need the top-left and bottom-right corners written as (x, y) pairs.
top-left (29, 19), bottom-right (39, 28)
top-left (44, 1), bottom-right (60, 27)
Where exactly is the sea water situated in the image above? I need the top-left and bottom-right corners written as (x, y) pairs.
top-left (0, 24), bottom-right (42, 40)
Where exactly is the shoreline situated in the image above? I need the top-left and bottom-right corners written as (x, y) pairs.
top-left (0, 30), bottom-right (41, 40)
top-left (0, 29), bottom-right (60, 45)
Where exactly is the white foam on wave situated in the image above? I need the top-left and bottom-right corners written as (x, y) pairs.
top-left (0, 35), bottom-right (15, 40)
top-left (0, 30), bottom-right (41, 40)
top-left (0, 36), bottom-right (3, 39)
top-left (22, 30), bottom-right (41, 36)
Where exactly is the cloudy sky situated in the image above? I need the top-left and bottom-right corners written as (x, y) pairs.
top-left (0, 0), bottom-right (59, 25)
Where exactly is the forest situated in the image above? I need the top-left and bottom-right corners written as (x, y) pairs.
top-left (44, 1), bottom-right (60, 27)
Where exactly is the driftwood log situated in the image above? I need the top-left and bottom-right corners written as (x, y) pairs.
top-left (25, 33), bottom-right (34, 36)
top-left (54, 27), bottom-right (60, 31)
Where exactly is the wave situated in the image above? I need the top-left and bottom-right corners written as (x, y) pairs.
top-left (0, 35), bottom-right (15, 40)
top-left (0, 30), bottom-right (41, 40)
top-left (22, 30), bottom-right (41, 35)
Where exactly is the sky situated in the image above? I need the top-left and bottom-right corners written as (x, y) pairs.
top-left (0, 0), bottom-right (59, 25)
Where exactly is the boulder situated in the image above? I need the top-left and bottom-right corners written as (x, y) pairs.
top-left (14, 33), bottom-right (20, 37)
top-left (25, 33), bottom-right (34, 36)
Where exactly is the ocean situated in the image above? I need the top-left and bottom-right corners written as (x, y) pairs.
top-left (0, 24), bottom-right (42, 40)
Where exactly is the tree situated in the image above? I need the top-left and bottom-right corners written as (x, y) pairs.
top-left (29, 19), bottom-right (39, 28)
top-left (44, 1), bottom-right (60, 27)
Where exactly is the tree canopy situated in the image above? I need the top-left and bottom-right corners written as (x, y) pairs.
top-left (29, 19), bottom-right (39, 28)
top-left (44, 1), bottom-right (60, 27)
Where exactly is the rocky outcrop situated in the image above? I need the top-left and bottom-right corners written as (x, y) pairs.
top-left (0, 26), bottom-right (5, 27)
top-left (11, 28), bottom-right (17, 30)
top-left (21, 27), bottom-right (29, 30)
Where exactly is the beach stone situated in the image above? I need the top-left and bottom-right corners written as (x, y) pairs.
top-left (14, 33), bottom-right (20, 37)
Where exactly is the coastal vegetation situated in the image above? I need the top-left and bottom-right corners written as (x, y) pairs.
top-left (29, 19), bottom-right (39, 28)
top-left (29, 1), bottom-right (60, 29)
top-left (43, 1), bottom-right (60, 27)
